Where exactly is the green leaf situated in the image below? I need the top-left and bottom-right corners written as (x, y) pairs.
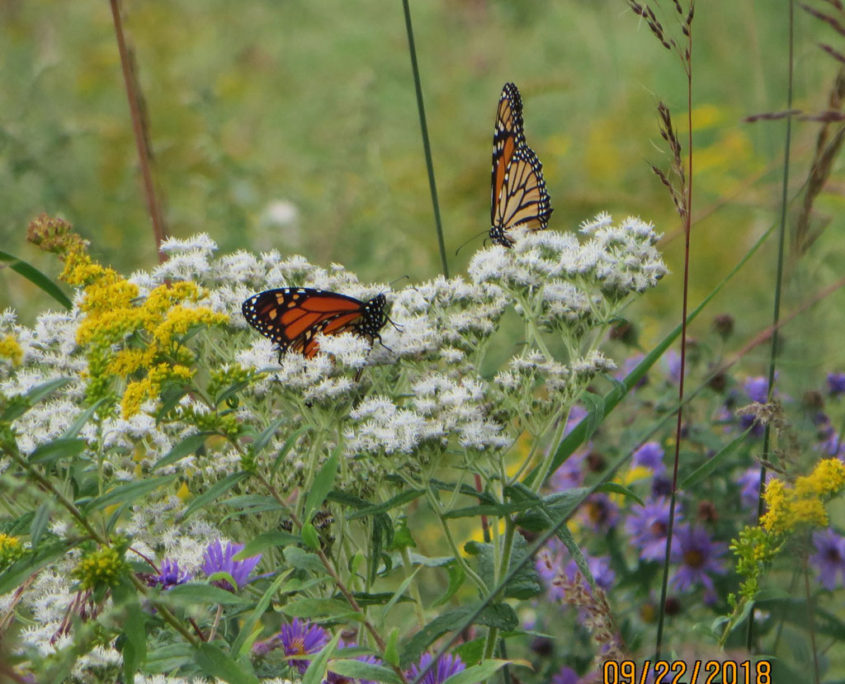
top-left (159, 583), bottom-right (253, 608)
top-left (154, 431), bottom-right (216, 470)
top-left (30, 502), bottom-right (51, 547)
top-left (301, 522), bottom-right (320, 550)
top-left (233, 569), bottom-right (293, 656)
top-left (387, 517), bottom-right (415, 551)
top-left (432, 560), bottom-right (464, 608)
top-left (347, 489), bottom-right (425, 519)
top-left (85, 475), bottom-right (176, 513)
top-left (383, 628), bottom-right (400, 668)
top-left (194, 643), bottom-right (259, 684)
top-left (28, 437), bottom-right (86, 465)
top-left (465, 534), bottom-right (542, 600)
top-left (329, 660), bottom-right (403, 684)
top-left (283, 547), bottom-right (328, 574)
top-left (63, 398), bottom-right (109, 438)
top-left (577, 390), bottom-right (605, 441)
top-left (1, 377), bottom-right (71, 423)
top-left (281, 598), bottom-right (359, 620)
top-left (595, 481), bottom-right (644, 507)
top-left (113, 578), bottom-right (146, 684)
top-left (382, 566), bottom-right (421, 620)
top-left (680, 429), bottom-right (751, 489)
top-left (302, 632), bottom-right (341, 684)
top-left (237, 530), bottom-right (300, 558)
top-left (443, 660), bottom-right (510, 684)
top-left (400, 604), bottom-right (517, 667)
top-left (0, 250), bottom-right (72, 309)
top-left (180, 472), bottom-right (250, 522)
top-left (304, 451), bottom-right (338, 521)
top-left (0, 541), bottom-right (70, 595)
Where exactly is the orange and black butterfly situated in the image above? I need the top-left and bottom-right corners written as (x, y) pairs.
top-left (242, 288), bottom-right (388, 361)
top-left (489, 82), bottom-right (553, 247)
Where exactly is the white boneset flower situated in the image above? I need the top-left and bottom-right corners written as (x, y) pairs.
top-left (159, 233), bottom-right (218, 255)
top-left (315, 332), bottom-right (371, 368)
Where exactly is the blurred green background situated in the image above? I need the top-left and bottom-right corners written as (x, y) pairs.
top-left (2, 0), bottom-right (844, 379)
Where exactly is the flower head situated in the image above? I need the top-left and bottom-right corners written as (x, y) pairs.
top-left (632, 442), bottom-right (665, 473)
top-left (826, 372), bottom-right (845, 397)
top-left (145, 558), bottom-right (192, 589)
top-left (278, 618), bottom-right (329, 673)
top-left (625, 498), bottom-right (679, 562)
top-left (201, 540), bottom-right (262, 592)
top-left (670, 525), bottom-right (727, 603)
top-left (405, 652), bottom-right (466, 684)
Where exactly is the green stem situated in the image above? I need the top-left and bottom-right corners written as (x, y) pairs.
top-left (401, 547), bottom-right (427, 628)
top-left (426, 487), bottom-right (487, 592)
top-left (401, 0), bottom-right (448, 278)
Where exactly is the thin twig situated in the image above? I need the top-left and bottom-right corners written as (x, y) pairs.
top-left (109, 0), bottom-right (168, 262)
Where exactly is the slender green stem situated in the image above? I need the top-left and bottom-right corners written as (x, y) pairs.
top-left (749, 0), bottom-right (793, 653)
top-left (426, 488), bottom-right (487, 591)
top-left (401, 0), bottom-right (449, 278)
top-left (401, 547), bottom-right (427, 628)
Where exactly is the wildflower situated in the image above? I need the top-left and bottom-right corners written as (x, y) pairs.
top-left (670, 525), bottom-right (727, 603)
top-left (625, 498), bottom-right (679, 562)
top-left (144, 559), bottom-right (191, 589)
top-left (74, 547), bottom-right (126, 590)
top-left (326, 641), bottom-right (381, 684)
top-left (279, 618), bottom-right (329, 673)
top-left (827, 372), bottom-right (845, 396)
top-left (663, 349), bottom-right (682, 383)
top-left (405, 652), bottom-right (466, 684)
top-left (738, 467), bottom-right (765, 509)
top-left (0, 533), bottom-right (25, 566)
top-left (0, 334), bottom-right (23, 365)
top-left (632, 442), bottom-right (665, 473)
top-left (201, 540), bottom-right (262, 591)
top-left (809, 528), bottom-right (845, 591)
top-left (744, 376), bottom-right (769, 403)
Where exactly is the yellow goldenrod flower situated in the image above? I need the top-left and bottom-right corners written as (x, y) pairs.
top-left (0, 334), bottom-right (23, 366)
top-left (0, 533), bottom-right (25, 566)
top-left (73, 546), bottom-right (125, 590)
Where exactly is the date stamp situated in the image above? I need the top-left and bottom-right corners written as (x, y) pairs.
top-left (602, 659), bottom-right (772, 684)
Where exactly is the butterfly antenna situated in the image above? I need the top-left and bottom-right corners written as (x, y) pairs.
top-left (387, 274), bottom-right (410, 288)
top-left (454, 229), bottom-right (488, 257)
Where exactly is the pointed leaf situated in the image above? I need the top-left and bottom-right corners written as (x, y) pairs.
top-left (0, 250), bottom-right (72, 309)
top-left (180, 472), bottom-right (250, 522)
top-left (194, 643), bottom-right (259, 684)
top-left (154, 431), bottom-right (216, 470)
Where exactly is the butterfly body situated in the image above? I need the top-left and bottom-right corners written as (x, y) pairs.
top-left (489, 82), bottom-right (553, 247)
top-left (242, 287), bottom-right (387, 360)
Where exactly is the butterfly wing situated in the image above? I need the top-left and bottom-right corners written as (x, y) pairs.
top-left (490, 82), bottom-right (553, 247)
top-left (242, 288), bottom-right (371, 359)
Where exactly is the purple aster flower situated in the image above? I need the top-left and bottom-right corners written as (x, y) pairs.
top-left (145, 558), bottom-right (191, 589)
top-left (278, 618), bottom-right (329, 673)
top-left (744, 376), bottom-right (769, 403)
top-left (406, 653), bottom-right (465, 684)
top-left (632, 442), bottom-right (665, 473)
top-left (827, 372), bottom-right (845, 396)
top-left (810, 528), bottom-right (845, 591)
top-left (625, 498), bottom-right (679, 562)
top-left (579, 493), bottom-right (619, 533)
top-left (552, 666), bottom-right (580, 684)
top-left (670, 525), bottom-right (727, 603)
top-left (201, 540), bottom-right (262, 592)
top-left (550, 449), bottom-right (587, 491)
top-left (737, 467), bottom-right (767, 509)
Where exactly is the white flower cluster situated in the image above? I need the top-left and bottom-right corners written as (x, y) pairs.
top-left (468, 215), bottom-right (667, 330)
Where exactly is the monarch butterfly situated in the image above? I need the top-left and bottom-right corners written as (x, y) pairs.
top-left (489, 82), bottom-right (553, 247)
top-left (242, 288), bottom-right (388, 361)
